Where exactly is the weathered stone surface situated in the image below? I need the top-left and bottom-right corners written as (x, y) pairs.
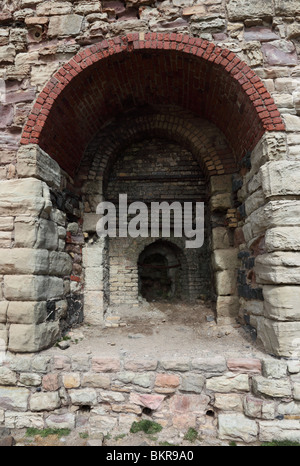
top-left (262, 40), bottom-right (297, 66)
top-left (91, 357), bottom-right (120, 372)
top-left (212, 249), bottom-right (239, 271)
top-left (210, 193), bottom-right (232, 211)
top-left (129, 393), bottom-right (165, 410)
top-left (263, 285), bottom-right (300, 321)
top-left (227, 0), bottom-right (273, 20)
top-left (83, 291), bottom-right (105, 326)
top-left (180, 373), bottom-right (205, 393)
top-left (4, 275), bottom-right (64, 301)
top-left (8, 322), bottom-right (59, 353)
top-left (69, 388), bottom-right (98, 406)
top-left (14, 216), bottom-right (38, 248)
top-left (5, 412), bottom-right (44, 429)
top-left (257, 317), bottom-right (300, 357)
top-left (0, 387), bottom-right (29, 411)
top-left (48, 14), bottom-right (83, 37)
top-left (0, 178), bottom-right (45, 216)
top-left (262, 359), bottom-right (287, 379)
top-left (214, 393), bottom-right (243, 412)
top-left (259, 419), bottom-right (300, 443)
top-left (274, 0), bottom-right (300, 16)
top-left (227, 358), bottom-right (262, 374)
top-left (283, 114), bottom-right (300, 132)
top-left (17, 145), bottom-right (61, 189)
top-left (206, 373), bottom-right (250, 393)
top-left (36, 1), bottom-right (72, 15)
top-left (255, 252), bottom-right (300, 285)
top-left (0, 366), bottom-right (17, 385)
top-left (215, 270), bottom-right (236, 295)
top-left (265, 227), bottom-right (300, 252)
top-left (0, 302), bottom-right (8, 324)
top-left (0, 249), bottom-right (49, 275)
top-left (218, 413), bottom-right (258, 443)
top-left (36, 219), bottom-right (58, 251)
top-left (0, 45), bottom-right (15, 63)
top-left (30, 392), bottom-right (60, 411)
top-left (45, 413), bottom-right (75, 430)
top-left (252, 375), bottom-right (292, 398)
top-left (261, 161), bottom-right (300, 198)
top-left (19, 373), bottom-right (42, 387)
top-left (49, 251), bottom-right (72, 276)
top-left (81, 373), bottom-right (110, 389)
top-left (216, 295), bottom-right (239, 320)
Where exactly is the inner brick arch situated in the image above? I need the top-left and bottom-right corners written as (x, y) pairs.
top-left (20, 33), bottom-right (285, 178)
top-left (77, 111), bottom-right (235, 198)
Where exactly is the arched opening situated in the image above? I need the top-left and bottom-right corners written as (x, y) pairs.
top-left (138, 240), bottom-right (186, 302)
top-left (14, 33), bottom-right (291, 358)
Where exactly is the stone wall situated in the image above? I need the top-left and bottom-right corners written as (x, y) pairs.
top-left (1, 352), bottom-right (300, 444)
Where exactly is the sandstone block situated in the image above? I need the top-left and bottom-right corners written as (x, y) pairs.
top-left (255, 252), bottom-right (300, 285)
top-left (4, 275), bottom-right (64, 301)
top-left (0, 366), bottom-right (17, 385)
top-left (210, 193), bottom-right (232, 211)
top-left (214, 393), bottom-right (243, 412)
top-left (8, 322), bottom-right (60, 353)
top-left (36, 1), bottom-right (73, 15)
top-left (82, 241), bottom-right (106, 267)
top-left (81, 373), bottom-right (110, 389)
top-left (69, 388), bottom-right (97, 406)
top-left (62, 373), bottom-right (81, 389)
top-left (49, 251), bottom-right (72, 276)
top-left (0, 45), bottom-right (15, 63)
top-left (218, 413), bottom-right (258, 443)
top-left (245, 189), bottom-right (265, 216)
top-left (0, 302), bottom-right (8, 324)
top-left (0, 387), bottom-right (29, 411)
top-left (17, 145), bottom-right (61, 189)
top-left (45, 413), bottom-right (75, 430)
top-left (261, 161), bottom-right (300, 198)
top-left (36, 219), bottom-right (58, 251)
top-left (84, 267), bottom-right (104, 291)
top-left (215, 270), bottom-right (237, 295)
top-left (263, 285), bottom-right (300, 321)
top-left (14, 216), bottom-right (38, 248)
top-left (30, 392), bottom-right (60, 412)
top-left (91, 357), bottom-right (120, 372)
top-left (7, 301), bottom-right (47, 325)
top-left (212, 249), bottom-right (239, 271)
top-left (5, 412), bottom-right (44, 429)
top-left (274, 0), bottom-right (300, 15)
top-left (0, 178), bottom-right (46, 216)
top-left (48, 14), bottom-right (84, 37)
top-left (129, 393), bottom-right (165, 410)
top-left (283, 114), bottom-right (300, 132)
top-left (262, 40), bottom-right (297, 66)
top-left (227, 358), bottom-right (262, 374)
top-left (0, 249), bottom-right (49, 275)
top-left (180, 373), bottom-right (205, 393)
top-left (211, 227), bottom-right (230, 250)
top-left (83, 291), bottom-right (105, 325)
top-left (259, 419), bottom-right (300, 443)
top-left (265, 227), bottom-right (300, 252)
top-left (206, 373), bottom-right (250, 393)
top-left (256, 316), bottom-right (300, 357)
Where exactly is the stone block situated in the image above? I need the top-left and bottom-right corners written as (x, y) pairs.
top-left (48, 14), bottom-right (84, 37)
top-left (265, 227), bottom-right (300, 252)
top-left (215, 270), bottom-right (237, 295)
top-left (261, 161), bottom-right (300, 198)
top-left (245, 189), bottom-right (265, 216)
top-left (227, 0), bottom-right (273, 20)
top-left (0, 248), bottom-right (49, 275)
top-left (84, 291), bottom-right (105, 325)
top-left (36, 219), bottom-right (58, 250)
top-left (4, 275), bottom-right (64, 301)
top-left (261, 359), bottom-right (287, 379)
top-left (212, 249), bottom-right (239, 271)
top-left (256, 317), bottom-right (300, 357)
top-left (283, 114), bottom-right (300, 132)
top-left (262, 40), bottom-right (297, 66)
top-left (17, 145), bottom-right (61, 189)
top-left (210, 174), bottom-right (232, 194)
top-left (259, 419), bottom-right (300, 443)
top-left (45, 413), bottom-right (75, 430)
top-left (49, 251), bottom-right (72, 276)
top-left (82, 213), bottom-right (100, 233)
top-left (7, 301), bottom-right (47, 325)
top-left (263, 285), bottom-right (300, 321)
top-left (206, 373), bottom-right (250, 393)
top-left (129, 393), bottom-right (165, 410)
top-left (0, 217), bottom-right (13, 231)
top-left (5, 412), bottom-right (44, 429)
top-left (218, 413), bottom-right (258, 443)
top-left (30, 392), bottom-right (60, 412)
top-left (8, 322), bottom-right (59, 353)
top-left (0, 45), bottom-right (15, 63)
top-left (15, 216), bottom-right (38, 248)
top-left (252, 375), bottom-right (291, 398)
top-left (36, 1), bottom-right (73, 15)
top-left (210, 193), bottom-right (232, 211)
top-left (274, 0), bottom-right (300, 16)
top-left (255, 252), bottom-right (300, 285)
top-left (84, 267), bottom-right (104, 291)
top-left (211, 227), bottom-right (230, 250)
top-left (82, 242), bottom-right (106, 267)
top-left (69, 388), bottom-right (98, 406)
top-left (0, 387), bottom-right (29, 411)
top-left (214, 393), bottom-right (243, 412)
top-left (0, 178), bottom-right (45, 216)
top-left (0, 301), bottom-right (8, 323)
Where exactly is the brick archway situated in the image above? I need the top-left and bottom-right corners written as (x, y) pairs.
top-left (20, 33), bottom-right (284, 177)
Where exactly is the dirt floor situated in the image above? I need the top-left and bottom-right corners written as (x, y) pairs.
top-left (61, 298), bottom-right (266, 359)
top-left (9, 299), bottom-right (266, 447)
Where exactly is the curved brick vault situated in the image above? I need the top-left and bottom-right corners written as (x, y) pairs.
top-left (21, 33), bottom-right (285, 177)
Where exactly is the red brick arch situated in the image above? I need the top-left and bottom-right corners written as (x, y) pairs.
top-left (21, 33), bottom-right (285, 177)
